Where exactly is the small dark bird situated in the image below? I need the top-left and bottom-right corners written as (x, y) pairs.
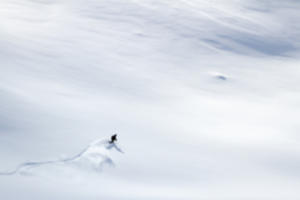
top-left (109, 134), bottom-right (117, 143)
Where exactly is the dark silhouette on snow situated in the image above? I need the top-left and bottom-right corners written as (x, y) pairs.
top-left (109, 134), bottom-right (117, 143)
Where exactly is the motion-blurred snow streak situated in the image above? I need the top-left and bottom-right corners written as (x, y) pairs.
top-left (0, 139), bottom-right (122, 176)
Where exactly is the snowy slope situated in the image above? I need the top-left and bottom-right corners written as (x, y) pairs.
top-left (1, 0), bottom-right (300, 199)
top-left (0, 138), bottom-right (122, 176)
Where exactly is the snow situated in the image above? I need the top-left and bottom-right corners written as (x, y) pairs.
top-left (0, 138), bottom-right (122, 176)
top-left (1, 0), bottom-right (300, 199)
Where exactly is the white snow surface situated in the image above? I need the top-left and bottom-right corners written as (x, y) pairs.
top-left (0, 138), bottom-right (122, 176)
top-left (1, 0), bottom-right (300, 199)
